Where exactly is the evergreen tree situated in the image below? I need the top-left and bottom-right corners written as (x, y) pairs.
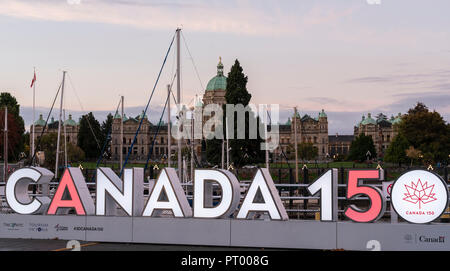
top-left (77, 112), bottom-right (102, 159)
top-left (205, 59), bottom-right (264, 167)
top-left (398, 102), bottom-right (450, 164)
top-left (348, 133), bottom-right (377, 162)
top-left (100, 113), bottom-right (114, 158)
top-left (384, 134), bottom-right (409, 166)
top-left (225, 60), bottom-right (263, 167)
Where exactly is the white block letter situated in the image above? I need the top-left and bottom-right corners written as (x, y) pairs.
top-left (5, 167), bottom-right (53, 214)
top-left (96, 167), bottom-right (144, 216)
top-left (142, 168), bottom-right (192, 217)
top-left (237, 168), bottom-right (288, 220)
top-left (193, 169), bottom-right (240, 218)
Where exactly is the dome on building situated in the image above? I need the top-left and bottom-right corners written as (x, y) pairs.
top-left (195, 96), bottom-right (203, 107)
top-left (34, 114), bottom-right (46, 126)
top-left (113, 112), bottom-right (121, 119)
top-left (285, 117), bottom-right (291, 125)
top-left (206, 57), bottom-right (227, 91)
top-left (138, 110), bottom-right (147, 120)
top-left (319, 109), bottom-right (327, 118)
top-left (391, 112), bottom-right (402, 125)
top-left (361, 113), bottom-right (376, 125)
top-left (358, 115), bottom-right (365, 126)
top-left (64, 114), bottom-right (77, 126)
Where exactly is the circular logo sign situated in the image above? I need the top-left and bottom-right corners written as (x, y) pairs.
top-left (391, 170), bottom-right (448, 224)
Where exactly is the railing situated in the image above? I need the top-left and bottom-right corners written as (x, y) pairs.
top-left (0, 166), bottom-right (449, 222)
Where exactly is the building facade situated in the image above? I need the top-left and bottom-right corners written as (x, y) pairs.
top-left (30, 114), bottom-right (79, 154)
top-left (328, 134), bottom-right (354, 158)
top-left (353, 112), bottom-right (402, 158)
top-left (274, 109), bottom-right (329, 160)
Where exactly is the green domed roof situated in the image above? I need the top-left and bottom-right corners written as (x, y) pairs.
top-left (319, 109), bottom-right (327, 118)
top-left (34, 114), bottom-right (46, 126)
top-left (361, 113), bottom-right (376, 125)
top-left (206, 57), bottom-right (227, 91)
top-left (285, 117), bottom-right (291, 125)
top-left (391, 113), bottom-right (402, 125)
top-left (138, 110), bottom-right (147, 120)
top-left (195, 96), bottom-right (203, 107)
top-left (64, 114), bottom-right (77, 126)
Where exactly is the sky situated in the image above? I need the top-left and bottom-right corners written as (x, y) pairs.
top-left (0, 0), bottom-right (449, 134)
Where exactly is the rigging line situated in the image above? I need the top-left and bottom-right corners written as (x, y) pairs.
top-left (91, 97), bottom-right (122, 182)
top-left (181, 31), bottom-right (204, 90)
top-left (144, 72), bottom-right (177, 172)
top-left (66, 73), bottom-right (102, 151)
top-left (29, 81), bottom-right (63, 166)
top-left (119, 30), bottom-right (176, 178)
top-left (143, 90), bottom-right (170, 173)
top-left (266, 109), bottom-right (289, 167)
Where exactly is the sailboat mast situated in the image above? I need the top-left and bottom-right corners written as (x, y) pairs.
top-left (226, 117), bottom-right (229, 169)
top-left (294, 107), bottom-right (298, 183)
top-left (63, 109), bottom-right (68, 168)
top-left (32, 67), bottom-right (36, 161)
top-left (3, 107), bottom-right (7, 182)
top-left (176, 28), bottom-right (182, 180)
top-left (265, 113), bottom-right (269, 170)
top-left (167, 85), bottom-right (171, 167)
top-left (55, 71), bottom-right (66, 179)
top-left (120, 95), bottom-right (124, 172)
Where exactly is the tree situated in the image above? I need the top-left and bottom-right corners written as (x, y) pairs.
top-left (0, 110), bottom-right (23, 162)
top-left (348, 133), bottom-right (377, 162)
top-left (0, 92), bottom-right (26, 161)
top-left (100, 113), bottom-right (114, 158)
top-left (101, 113), bottom-right (113, 142)
top-left (224, 59), bottom-right (264, 167)
top-left (384, 134), bottom-right (409, 166)
top-left (77, 112), bottom-right (102, 159)
top-left (39, 133), bottom-right (85, 168)
top-left (405, 146), bottom-right (422, 166)
top-left (289, 143), bottom-right (318, 161)
top-left (398, 102), bottom-right (450, 164)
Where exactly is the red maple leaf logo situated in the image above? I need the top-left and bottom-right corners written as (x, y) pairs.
top-left (403, 179), bottom-right (437, 209)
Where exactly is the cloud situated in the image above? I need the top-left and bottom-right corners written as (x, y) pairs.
top-left (0, 0), bottom-right (358, 36)
top-left (383, 91), bottom-right (450, 114)
top-left (0, 0), bottom-right (288, 35)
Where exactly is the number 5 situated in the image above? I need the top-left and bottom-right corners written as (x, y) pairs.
top-left (344, 170), bottom-right (386, 223)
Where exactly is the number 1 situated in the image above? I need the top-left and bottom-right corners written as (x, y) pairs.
top-left (307, 169), bottom-right (338, 221)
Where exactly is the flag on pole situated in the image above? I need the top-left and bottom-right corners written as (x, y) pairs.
top-left (30, 70), bottom-right (36, 88)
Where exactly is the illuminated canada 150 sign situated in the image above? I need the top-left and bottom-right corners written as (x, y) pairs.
top-left (3, 167), bottom-right (448, 224)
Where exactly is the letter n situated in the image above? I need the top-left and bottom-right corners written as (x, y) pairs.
top-left (96, 167), bottom-right (144, 216)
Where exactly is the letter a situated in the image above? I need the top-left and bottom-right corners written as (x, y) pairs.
top-left (47, 168), bottom-right (95, 215)
top-left (142, 168), bottom-right (192, 217)
top-left (237, 168), bottom-right (288, 220)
